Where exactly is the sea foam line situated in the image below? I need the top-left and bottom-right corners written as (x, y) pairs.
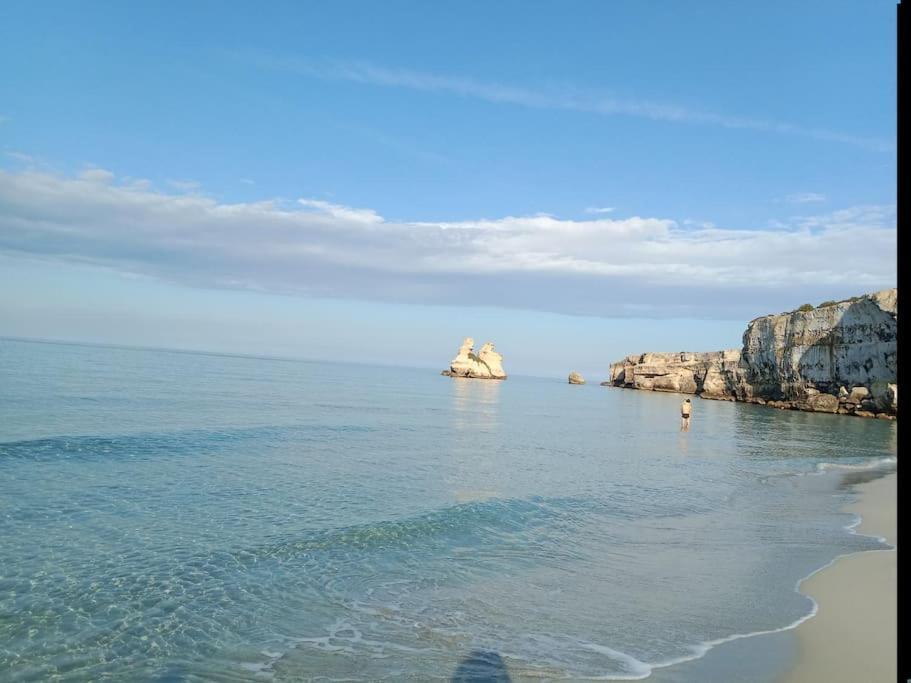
top-left (787, 455), bottom-right (898, 477)
top-left (815, 455), bottom-right (896, 472)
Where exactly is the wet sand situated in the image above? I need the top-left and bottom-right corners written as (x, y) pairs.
top-left (780, 471), bottom-right (896, 683)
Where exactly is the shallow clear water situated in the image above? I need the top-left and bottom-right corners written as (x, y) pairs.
top-left (0, 338), bottom-right (896, 681)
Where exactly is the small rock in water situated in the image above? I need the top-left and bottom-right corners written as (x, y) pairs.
top-left (568, 372), bottom-right (586, 385)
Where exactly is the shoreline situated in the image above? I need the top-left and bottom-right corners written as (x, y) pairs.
top-left (601, 384), bottom-right (897, 420)
top-left (644, 467), bottom-right (896, 683)
top-left (779, 471), bottom-right (896, 683)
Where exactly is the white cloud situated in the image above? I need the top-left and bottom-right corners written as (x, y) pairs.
top-left (0, 168), bottom-right (896, 318)
top-left (166, 179), bottom-right (202, 192)
top-left (239, 178), bottom-right (256, 185)
top-left (298, 198), bottom-right (383, 224)
top-left (5, 151), bottom-right (36, 164)
top-left (122, 176), bottom-right (153, 190)
top-left (785, 192), bottom-right (827, 204)
top-left (78, 168), bottom-right (115, 183)
top-left (246, 55), bottom-right (895, 153)
top-left (585, 207), bottom-right (615, 214)
top-left (682, 219), bottom-right (716, 229)
top-left (4, 150), bottom-right (40, 166)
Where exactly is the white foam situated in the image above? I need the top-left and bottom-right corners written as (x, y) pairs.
top-left (815, 456), bottom-right (897, 473)
top-left (497, 637), bottom-right (653, 681)
top-left (789, 455), bottom-right (897, 477)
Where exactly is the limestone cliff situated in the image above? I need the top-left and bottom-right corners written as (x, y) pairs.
top-left (606, 289), bottom-right (897, 418)
top-left (737, 290), bottom-right (896, 404)
top-left (442, 337), bottom-right (507, 380)
top-left (609, 351), bottom-right (741, 397)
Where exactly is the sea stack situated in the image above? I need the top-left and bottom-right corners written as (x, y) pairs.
top-left (568, 372), bottom-right (586, 385)
top-left (442, 337), bottom-right (507, 379)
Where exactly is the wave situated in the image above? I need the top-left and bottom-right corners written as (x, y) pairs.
top-left (234, 484), bottom-right (725, 570)
top-left (778, 455), bottom-right (898, 479)
top-left (814, 456), bottom-right (897, 473)
top-left (235, 495), bottom-right (588, 564)
top-left (0, 423), bottom-right (375, 460)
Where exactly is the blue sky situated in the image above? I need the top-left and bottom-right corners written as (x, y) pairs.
top-left (0, 1), bottom-right (897, 378)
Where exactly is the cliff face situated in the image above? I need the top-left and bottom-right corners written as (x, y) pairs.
top-left (737, 290), bottom-right (897, 401)
top-left (609, 351), bottom-right (742, 398)
top-left (607, 289), bottom-right (897, 417)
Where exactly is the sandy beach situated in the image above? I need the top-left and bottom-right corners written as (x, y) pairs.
top-left (781, 471), bottom-right (896, 683)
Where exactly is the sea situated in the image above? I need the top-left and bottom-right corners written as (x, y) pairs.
top-left (0, 337), bottom-right (897, 682)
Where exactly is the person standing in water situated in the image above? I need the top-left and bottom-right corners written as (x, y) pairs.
top-left (680, 398), bottom-right (692, 431)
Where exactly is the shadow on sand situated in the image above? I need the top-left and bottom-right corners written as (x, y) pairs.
top-left (451, 649), bottom-right (512, 682)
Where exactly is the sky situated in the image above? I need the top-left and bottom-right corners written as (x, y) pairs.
top-left (0, 1), bottom-right (897, 378)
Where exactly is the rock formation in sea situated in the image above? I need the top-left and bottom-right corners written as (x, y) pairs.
top-left (608, 351), bottom-right (740, 396)
top-left (441, 337), bottom-right (507, 380)
top-left (568, 372), bottom-right (586, 385)
top-left (606, 289), bottom-right (897, 418)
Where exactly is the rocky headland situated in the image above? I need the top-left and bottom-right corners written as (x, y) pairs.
top-left (606, 289), bottom-right (897, 418)
top-left (442, 337), bottom-right (507, 380)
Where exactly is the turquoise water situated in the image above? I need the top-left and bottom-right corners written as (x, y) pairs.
top-left (0, 338), bottom-right (896, 681)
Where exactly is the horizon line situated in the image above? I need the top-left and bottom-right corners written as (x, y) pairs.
top-left (0, 335), bottom-right (577, 381)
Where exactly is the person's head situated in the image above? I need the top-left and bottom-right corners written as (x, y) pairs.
top-left (685, 399), bottom-right (691, 403)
